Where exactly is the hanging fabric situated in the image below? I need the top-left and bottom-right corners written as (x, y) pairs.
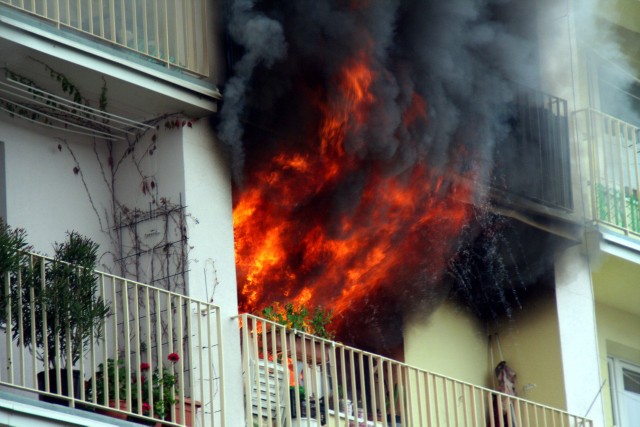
top-left (491, 361), bottom-right (518, 427)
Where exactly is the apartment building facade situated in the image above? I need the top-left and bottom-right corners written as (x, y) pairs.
top-left (403, 2), bottom-right (640, 427)
top-left (0, 1), bottom-right (637, 427)
top-left (0, 1), bottom-right (245, 425)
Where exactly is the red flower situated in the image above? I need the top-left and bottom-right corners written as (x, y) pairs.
top-left (168, 352), bottom-right (180, 362)
top-left (140, 362), bottom-right (150, 371)
top-left (142, 402), bottom-right (151, 413)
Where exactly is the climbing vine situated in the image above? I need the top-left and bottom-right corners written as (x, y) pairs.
top-left (0, 58), bottom-right (217, 300)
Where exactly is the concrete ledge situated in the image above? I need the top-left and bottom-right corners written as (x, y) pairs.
top-left (0, 390), bottom-right (138, 427)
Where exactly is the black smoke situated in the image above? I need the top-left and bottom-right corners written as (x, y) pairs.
top-left (220, 0), bottom-right (547, 352)
top-left (220, 0), bottom-right (539, 185)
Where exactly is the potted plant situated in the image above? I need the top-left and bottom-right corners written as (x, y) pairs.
top-left (261, 303), bottom-right (334, 340)
top-left (1, 228), bottom-right (110, 404)
top-left (90, 358), bottom-right (129, 419)
top-left (290, 384), bottom-right (326, 425)
top-left (142, 353), bottom-right (179, 423)
top-left (259, 303), bottom-right (334, 364)
top-left (381, 383), bottom-right (404, 427)
top-left (90, 353), bottom-right (201, 426)
top-left (337, 384), bottom-right (353, 416)
top-left (0, 220), bottom-right (30, 320)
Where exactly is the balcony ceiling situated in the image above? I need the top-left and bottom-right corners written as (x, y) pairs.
top-left (592, 252), bottom-right (640, 317)
top-left (0, 26), bottom-right (218, 123)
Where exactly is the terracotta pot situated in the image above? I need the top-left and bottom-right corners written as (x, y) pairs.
top-left (156, 397), bottom-right (202, 427)
top-left (264, 330), bottom-right (329, 365)
top-left (94, 397), bottom-right (201, 426)
top-left (95, 399), bottom-right (129, 420)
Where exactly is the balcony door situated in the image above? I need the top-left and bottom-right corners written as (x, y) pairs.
top-left (609, 357), bottom-right (640, 426)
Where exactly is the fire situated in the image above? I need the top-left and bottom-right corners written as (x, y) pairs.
top-left (234, 48), bottom-right (475, 346)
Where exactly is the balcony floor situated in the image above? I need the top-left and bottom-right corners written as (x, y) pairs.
top-left (0, 14), bottom-right (219, 120)
top-left (0, 390), bottom-right (136, 426)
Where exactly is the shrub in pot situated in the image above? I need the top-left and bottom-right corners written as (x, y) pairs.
top-left (0, 226), bottom-right (110, 404)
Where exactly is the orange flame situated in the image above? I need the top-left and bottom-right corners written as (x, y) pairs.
top-left (234, 48), bottom-right (475, 342)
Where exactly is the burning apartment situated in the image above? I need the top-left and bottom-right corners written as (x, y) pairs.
top-left (0, 0), bottom-right (638, 426)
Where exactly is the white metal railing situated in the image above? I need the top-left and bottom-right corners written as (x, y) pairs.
top-left (0, 251), bottom-right (224, 426)
top-left (576, 109), bottom-right (640, 237)
top-left (0, 0), bottom-right (209, 77)
top-left (240, 314), bottom-right (593, 427)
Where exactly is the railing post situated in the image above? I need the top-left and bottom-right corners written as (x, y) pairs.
top-left (176, 296), bottom-right (185, 424)
top-left (29, 255), bottom-right (37, 389)
top-left (208, 305), bottom-right (218, 427)
top-left (16, 264), bottom-right (25, 387)
top-left (185, 303), bottom-right (195, 426)
top-left (132, 281), bottom-right (142, 415)
top-left (4, 270), bottom-right (13, 385)
top-left (122, 279), bottom-right (132, 413)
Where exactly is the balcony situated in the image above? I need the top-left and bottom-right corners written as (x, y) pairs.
top-left (0, 251), bottom-right (223, 426)
top-left (576, 109), bottom-right (640, 238)
top-left (240, 314), bottom-right (593, 427)
top-left (0, 249), bottom-right (594, 426)
top-left (0, 0), bottom-right (209, 77)
top-left (492, 89), bottom-right (572, 212)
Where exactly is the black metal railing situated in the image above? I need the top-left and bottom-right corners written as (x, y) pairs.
top-left (492, 89), bottom-right (572, 211)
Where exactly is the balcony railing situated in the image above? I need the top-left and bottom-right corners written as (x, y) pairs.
top-left (0, 251), bottom-right (224, 426)
top-left (240, 314), bottom-right (592, 427)
top-left (576, 109), bottom-right (640, 237)
top-left (0, 0), bottom-right (209, 77)
top-left (491, 88), bottom-right (572, 211)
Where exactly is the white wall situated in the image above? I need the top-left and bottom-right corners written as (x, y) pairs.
top-left (1, 116), bottom-right (113, 258)
top-left (0, 115), bottom-right (117, 402)
top-left (555, 245), bottom-right (606, 427)
top-left (111, 118), bottom-right (244, 425)
top-left (111, 123), bottom-right (186, 212)
top-left (181, 119), bottom-right (244, 426)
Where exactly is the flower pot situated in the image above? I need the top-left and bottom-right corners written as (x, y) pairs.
top-left (290, 390), bottom-right (326, 425)
top-left (265, 330), bottom-right (329, 365)
top-left (37, 369), bottom-right (81, 406)
top-left (153, 397), bottom-right (202, 427)
top-left (95, 400), bottom-right (154, 425)
top-left (95, 400), bottom-right (129, 420)
top-left (339, 398), bottom-right (353, 416)
top-left (167, 397), bottom-right (202, 427)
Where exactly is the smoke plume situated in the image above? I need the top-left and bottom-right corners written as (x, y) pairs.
top-left (219, 0), bottom-right (638, 352)
top-left (221, 0), bottom-right (539, 180)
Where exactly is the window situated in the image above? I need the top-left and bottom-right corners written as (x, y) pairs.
top-left (609, 357), bottom-right (640, 426)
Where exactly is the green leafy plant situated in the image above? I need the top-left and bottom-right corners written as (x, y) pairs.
top-left (290, 385), bottom-right (306, 401)
top-left (260, 302), bottom-right (334, 339)
top-left (0, 225), bottom-right (110, 369)
top-left (143, 353), bottom-right (180, 419)
top-left (38, 232), bottom-right (110, 368)
top-left (90, 353), bottom-right (180, 419)
top-left (310, 306), bottom-right (334, 340)
top-left (91, 358), bottom-right (129, 403)
top-left (0, 219), bottom-right (31, 322)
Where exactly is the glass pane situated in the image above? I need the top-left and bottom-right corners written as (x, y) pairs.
top-left (623, 368), bottom-right (640, 394)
